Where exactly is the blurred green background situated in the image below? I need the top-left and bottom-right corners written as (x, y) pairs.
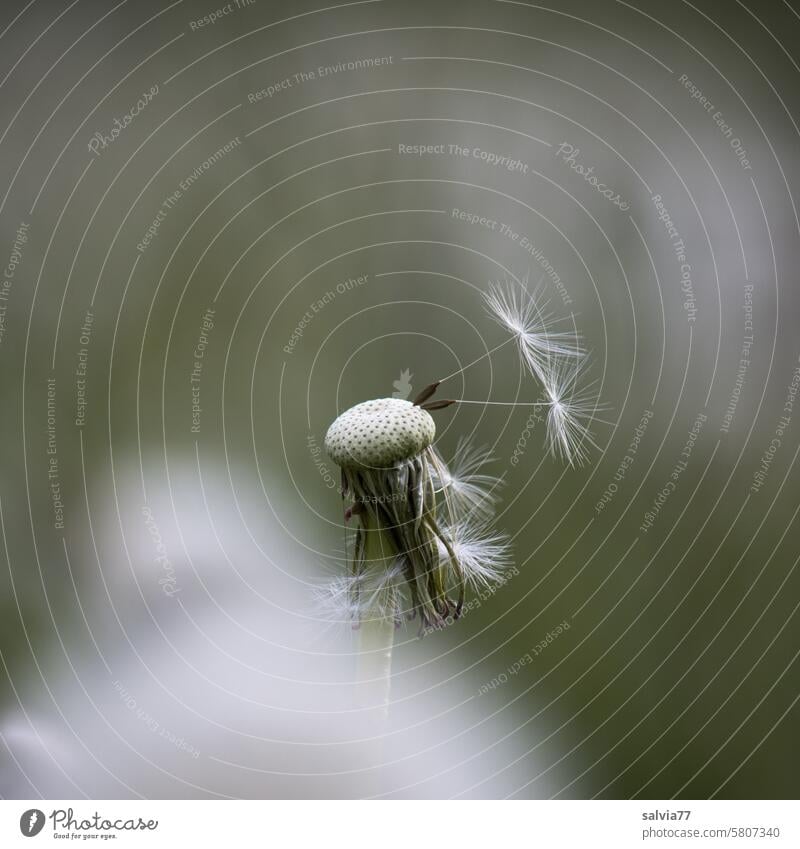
top-left (0, 0), bottom-right (798, 799)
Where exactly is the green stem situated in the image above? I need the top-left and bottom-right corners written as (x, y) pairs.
top-left (355, 517), bottom-right (397, 723)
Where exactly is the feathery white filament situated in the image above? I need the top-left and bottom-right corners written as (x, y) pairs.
top-left (542, 358), bottom-right (601, 467)
top-left (431, 439), bottom-right (503, 522)
top-left (482, 277), bottom-right (601, 466)
top-left (314, 559), bottom-right (406, 625)
top-left (441, 520), bottom-right (512, 589)
top-left (483, 277), bottom-right (582, 386)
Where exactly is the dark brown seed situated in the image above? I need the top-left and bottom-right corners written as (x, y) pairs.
top-left (412, 381), bottom-right (440, 406)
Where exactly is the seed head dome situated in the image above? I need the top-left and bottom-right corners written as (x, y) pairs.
top-left (324, 397), bottom-right (435, 469)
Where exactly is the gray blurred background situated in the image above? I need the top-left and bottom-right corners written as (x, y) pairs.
top-left (0, 0), bottom-right (798, 799)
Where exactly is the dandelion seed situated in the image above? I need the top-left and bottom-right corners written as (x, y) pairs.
top-left (313, 561), bottom-right (407, 627)
top-left (324, 390), bottom-right (514, 718)
top-left (478, 275), bottom-right (602, 465)
top-left (431, 438), bottom-right (503, 522)
top-left (313, 574), bottom-right (362, 625)
top-left (542, 357), bottom-right (602, 467)
top-left (440, 519), bottom-right (512, 590)
top-left (483, 276), bottom-right (582, 386)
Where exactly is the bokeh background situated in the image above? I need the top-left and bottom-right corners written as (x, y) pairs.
top-left (0, 0), bottom-right (798, 799)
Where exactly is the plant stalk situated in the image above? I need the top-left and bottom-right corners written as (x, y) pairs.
top-left (355, 515), bottom-right (397, 724)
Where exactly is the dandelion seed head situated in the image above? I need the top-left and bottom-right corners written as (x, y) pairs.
top-left (324, 397), bottom-right (435, 469)
top-left (324, 393), bottom-right (515, 630)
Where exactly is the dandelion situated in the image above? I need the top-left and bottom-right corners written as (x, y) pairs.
top-left (323, 384), bottom-right (510, 717)
top-left (321, 277), bottom-right (601, 716)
